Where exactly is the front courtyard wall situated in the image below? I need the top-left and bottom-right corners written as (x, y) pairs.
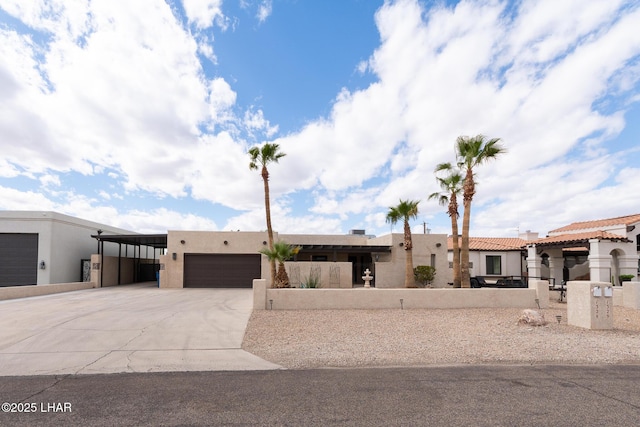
top-left (284, 261), bottom-right (352, 288)
top-left (254, 280), bottom-right (537, 310)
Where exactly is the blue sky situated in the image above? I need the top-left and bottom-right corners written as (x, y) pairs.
top-left (1, 0), bottom-right (639, 237)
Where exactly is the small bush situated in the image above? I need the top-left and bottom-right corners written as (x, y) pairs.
top-left (414, 265), bottom-right (436, 288)
top-left (620, 274), bottom-right (635, 283)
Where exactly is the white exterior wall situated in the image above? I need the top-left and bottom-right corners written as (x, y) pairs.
top-left (0, 211), bottom-right (134, 285)
top-left (448, 250), bottom-right (525, 280)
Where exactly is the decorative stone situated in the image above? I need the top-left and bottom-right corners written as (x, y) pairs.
top-left (517, 309), bottom-right (547, 326)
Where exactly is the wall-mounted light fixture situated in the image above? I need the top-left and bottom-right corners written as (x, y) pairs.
top-left (180, 240), bottom-right (185, 244)
top-left (436, 243), bottom-right (442, 247)
top-left (224, 240), bottom-right (229, 245)
top-left (39, 260), bottom-right (46, 270)
top-left (262, 241), bottom-right (267, 245)
top-left (172, 253), bottom-right (177, 260)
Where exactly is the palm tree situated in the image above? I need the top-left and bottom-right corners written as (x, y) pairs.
top-left (249, 143), bottom-right (286, 286)
top-left (428, 162), bottom-right (463, 288)
top-left (386, 199), bottom-right (420, 288)
top-left (259, 241), bottom-right (299, 288)
top-left (455, 135), bottom-right (506, 288)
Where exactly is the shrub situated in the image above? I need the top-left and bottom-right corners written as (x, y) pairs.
top-left (414, 265), bottom-right (436, 288)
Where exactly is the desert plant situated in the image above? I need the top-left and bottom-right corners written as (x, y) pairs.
top-left (249, 143), bottom-right (286, 286)
top-left (429, 162), bottom-right (463, 288)
top-left (619, 274), bottom-right (635, 283)
top-left (259, 241), bottom-right (299, 288)
top-left (455, 135), bottom-right (505, 288)
top-left (414, 265), bottom-right (436, 288)
top-left (300, 273), bottom-right (321, 288)
top-left (386, 199), bottom-right (420, 288)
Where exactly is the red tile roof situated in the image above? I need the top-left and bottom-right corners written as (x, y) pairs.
top-left (550, 213), bottom-right (640, 233)
top-left (447, 237), bottom-right (527, 251)
top-left (532, 231), bottom-right (631, 246)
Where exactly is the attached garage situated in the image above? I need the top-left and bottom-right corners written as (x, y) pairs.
top-left (184, 254), bottom-right (261, 288)
top-left (0, 233), bottom-right (38, 287)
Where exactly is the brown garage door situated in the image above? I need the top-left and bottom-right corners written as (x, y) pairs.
top-left (0, 233), bottom-right (38, 287)
top-left (184, 254), bottom-right (261, 288)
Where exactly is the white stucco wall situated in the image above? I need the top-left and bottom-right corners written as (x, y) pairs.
top-left (0, 211), bottom-right (135, 285)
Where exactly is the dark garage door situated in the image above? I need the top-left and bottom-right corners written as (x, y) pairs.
top-left (184, 254), bottom-right (261, 288)
top-left (0, 233), bottom-right (38, 287)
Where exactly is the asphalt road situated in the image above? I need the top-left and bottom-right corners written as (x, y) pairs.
top-left (2, 365), bottom-right (639, 426)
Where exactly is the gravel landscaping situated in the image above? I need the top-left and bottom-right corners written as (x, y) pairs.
top-left (242, 302), bottom-right (640, 368)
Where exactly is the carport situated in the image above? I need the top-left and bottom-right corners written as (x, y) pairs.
top-left (92, 233), bottom-right (167, 286)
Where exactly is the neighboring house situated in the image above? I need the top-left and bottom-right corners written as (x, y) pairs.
top-left (527, 214), bottom-right (640, 286)
top-left (447, 232), bottom-right (537, 282)
top-left (158, 230), bottom-right (448, 289)
top-left (0, 211), bottom-right (142, 287)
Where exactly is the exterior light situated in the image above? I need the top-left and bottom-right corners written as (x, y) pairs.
top-left (172, 253), bottom-right (177, 260)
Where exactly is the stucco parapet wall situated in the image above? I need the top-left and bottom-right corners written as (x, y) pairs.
top-left (253, 280), bottom-right (537, 310)
top-left (0, 282), bottom-right (96, 301)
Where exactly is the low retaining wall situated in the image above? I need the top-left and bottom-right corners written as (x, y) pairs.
top-left (0, 282), bottom-right (96, 301)
top-left (253, 279), bottom-right (539, 310)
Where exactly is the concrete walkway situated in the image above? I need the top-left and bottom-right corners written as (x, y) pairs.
top-left (0, 283), bottom-right (281, 376)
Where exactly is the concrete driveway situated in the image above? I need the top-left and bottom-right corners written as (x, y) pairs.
top-left (0, 283), bottom-right (281, 376)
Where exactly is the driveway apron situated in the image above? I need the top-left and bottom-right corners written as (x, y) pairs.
top-left (0, 283), bottom-right (281, 375)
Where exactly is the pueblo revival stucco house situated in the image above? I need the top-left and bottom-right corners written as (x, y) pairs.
top-left (3, 211), bottom-right (638, 290)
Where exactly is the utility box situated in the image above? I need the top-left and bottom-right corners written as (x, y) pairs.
top-left (567, 281), bottom-right (614, 330)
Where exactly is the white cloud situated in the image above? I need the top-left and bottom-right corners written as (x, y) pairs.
top-left (256, 0), bottom-right (272, 23)
top-left (1, 0), bottom-right (639, 238)
top-left (181, 0), bottom-right (226, 30)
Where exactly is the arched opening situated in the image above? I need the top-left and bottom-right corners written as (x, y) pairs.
top-left (610, 249), bottom-right (622, 286)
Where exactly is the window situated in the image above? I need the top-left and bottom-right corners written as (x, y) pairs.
top-left (636, 234), bottom-right (640, 252)
top-left (486, 256), bottom-right (501, 275)
top-left (430, 254), bottom-right (436, 268)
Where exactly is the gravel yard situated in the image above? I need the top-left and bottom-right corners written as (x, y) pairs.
top-left (242, 302), bottom-right (640, 369)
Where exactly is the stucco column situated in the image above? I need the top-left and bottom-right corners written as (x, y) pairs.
top-left (619, 254), bottom-right (639, 280)
top-left (587, 239), bottom-right (612, 283)
top-left (526, 245), bottom-right (541, 280)
top-left (547, 248), bottom-right (564, 287)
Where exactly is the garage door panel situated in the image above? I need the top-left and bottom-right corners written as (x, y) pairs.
top-left (0, 233), bottom-right (38, 287)
top-left (184, 254), bottom-right (260, 288)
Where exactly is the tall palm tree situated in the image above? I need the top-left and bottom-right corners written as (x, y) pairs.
top-left (455, 135), bottom-right (506, 288)
top-left (249, 143), bottom-right (286, 286)
top-left (259, 241), bottom-right (299, 288)
top-left (428, 162), bottom-right (463, 288)
top-left (386, 199), bottom-right (420, 288)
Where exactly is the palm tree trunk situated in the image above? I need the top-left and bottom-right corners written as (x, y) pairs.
top-left (404, 219), bottom-right (416, 288)
top-left (451, 216), bottom-right (461, 288)
top-left (262, 166), bottom-right (276, 286)
top-left (275, 262), bottom-right (290, 288)
top-left (460, 198), bottom-right (471, 288)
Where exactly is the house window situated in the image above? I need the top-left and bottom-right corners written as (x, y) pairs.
top-left (636, 234), bottom-right (640, 252)
top-left (486, 256), bottom-right (501, 275)
top-left (430, 254), bottom-right (436, 268)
